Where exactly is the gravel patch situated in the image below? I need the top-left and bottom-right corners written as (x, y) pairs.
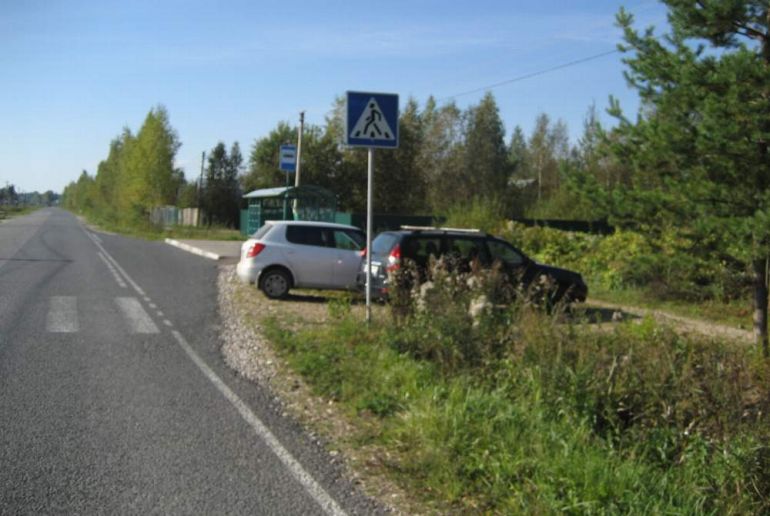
top-left (217, 265), bottom-right (417, 515)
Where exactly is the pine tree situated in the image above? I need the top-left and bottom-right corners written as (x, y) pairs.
top-left (418, 96), bottom-right (465, 213)
top-left (611, 1), bottom-right (770, 354)
top-left (463, 92), bottom-right (509, 203)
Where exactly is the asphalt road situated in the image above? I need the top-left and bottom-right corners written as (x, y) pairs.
top-left (0, 208), bottom-right (382, 515)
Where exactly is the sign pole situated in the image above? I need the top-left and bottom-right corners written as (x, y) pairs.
top-left (278, 144), bottom-right (297, 221)
top-left (295, 112), bottom-right (304, 188)
top-left (366, 147), bottom-right (373, 323)
top-left (344, 91), bottom-right (398, 323)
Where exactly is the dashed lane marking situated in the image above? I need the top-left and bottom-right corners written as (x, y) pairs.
top-left (115, 297), bottom-right (160, 334)
top-left (98, 252), bottom-right (127, 288)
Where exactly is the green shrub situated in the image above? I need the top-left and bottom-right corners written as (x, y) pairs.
top-left (264, 265), bottom-right (770, 512)
top-left (501, 222), bottom-right (749, 302)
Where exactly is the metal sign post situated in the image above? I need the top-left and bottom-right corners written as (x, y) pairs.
top-left (345, 91), bottom-right (399, 323)
top-left (366, 147), bottom-right (374, 322)
top-left (279, 144), bottom-right (297, 220)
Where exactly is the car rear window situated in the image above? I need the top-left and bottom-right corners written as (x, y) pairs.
top-left (372, 233), bottom-right (399, 255)
top-left (251, 224), bottom-right (273, 240)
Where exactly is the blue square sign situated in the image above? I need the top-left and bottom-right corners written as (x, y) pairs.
top-left (279, 144), bottom-right (297, 172)
top-left (345, 91), bottom-right (399, 149)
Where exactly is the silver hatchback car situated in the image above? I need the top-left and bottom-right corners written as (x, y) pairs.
top-left (236, 220), bottom-right (365, 299)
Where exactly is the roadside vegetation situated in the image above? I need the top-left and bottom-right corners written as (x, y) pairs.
top-left (0, 185), bottom-right (57, 219)
top-left (0, 205), bottom-right (37, 220)
top-left (255, 262), bottom-right (770, 513)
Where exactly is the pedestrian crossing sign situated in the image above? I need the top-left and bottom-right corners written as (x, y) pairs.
top-left (345, 91), bottom-right (399, 149)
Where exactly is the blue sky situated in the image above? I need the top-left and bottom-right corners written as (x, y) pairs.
top-left (1, 0), bottom-right (668, 194)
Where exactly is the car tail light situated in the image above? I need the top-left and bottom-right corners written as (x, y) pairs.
top-left (247, 242), bottom-right (266, 258)
top-left (386, 244), bottom-right (401, 272)
top-left (359, 247), bottom-right (367, 258)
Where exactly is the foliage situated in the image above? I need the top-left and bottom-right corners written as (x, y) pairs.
top-left (62, 106), bottom-right (185, 227)
top-left (263, 267), bottom-right (770, 513)
top-left (240, 92), bottom-right (577, 217)
top-left (502, 222), bottom-right (749, 302)
top-left (0, 184), bottom-right (19, 205)
top-left (604, 1), bottom-right (770, 352)
top-left (443, 196), bottom-right (508, 234)
top-left (241, 122), bottom-right (296, 193)
top-left (204, 141), bottom-right (242, 227)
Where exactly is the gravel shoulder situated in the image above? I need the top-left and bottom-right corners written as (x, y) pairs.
top-left (217, 265), bottom-right (418, 514)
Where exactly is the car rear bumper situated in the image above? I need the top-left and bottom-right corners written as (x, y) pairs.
top-left (236, 260), bottom-right (260, 284)
top-left (356, 271), bottom-right (388, 300)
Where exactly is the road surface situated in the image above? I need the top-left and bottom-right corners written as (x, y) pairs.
top-left (0, 208), bottom-right (381, 515)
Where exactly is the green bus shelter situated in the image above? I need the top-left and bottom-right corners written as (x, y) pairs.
top-left (242, 185), bottom-right (337, 236)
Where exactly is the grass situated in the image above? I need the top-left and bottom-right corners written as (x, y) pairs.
top-left (71, 211), bottom-right (243, 241)
top-left (160, 225), bottom-right (243, 241)
top-left (252, 271), bottom-right (770, 513)
top-left (0, 205), bottom-right (38, 220)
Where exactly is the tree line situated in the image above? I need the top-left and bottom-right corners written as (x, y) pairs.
top-left (241, 94), bottom-right (617, 219)
top-left (63, 95), bottom-right (616, 228)
top-left (0, 184), bottom-right (58, 207)
top-left (62, 106), bottom-right (184, 225)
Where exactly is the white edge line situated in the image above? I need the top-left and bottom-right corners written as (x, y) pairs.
top-left (80, 222), bottom-right (344, 515)
top-left (164, 239), bottom-right (221, 261)
top-left (170, 330), bottom-right (347, 516)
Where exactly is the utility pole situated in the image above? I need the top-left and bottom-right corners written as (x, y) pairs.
top-left (197, 151), bottom-right (205, 227)
top-left (295, 111), bottom-right (305, 188)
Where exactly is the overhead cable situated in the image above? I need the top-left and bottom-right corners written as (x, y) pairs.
top-left (438, 49), bottom-right (620, 102)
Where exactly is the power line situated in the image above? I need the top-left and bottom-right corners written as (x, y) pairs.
top-left (438, 49), bottom-right (620, 102)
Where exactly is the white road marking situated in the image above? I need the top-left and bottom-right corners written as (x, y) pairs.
top-left (115, 297), bottom-right (159, 334)
top-left (82, 222), bottom-right (345, 515)
top-left (83, 230), bottom-right (146, 296)
top-left (171, 330), bottom-right (347, 516)
top-left (98, 252), bottom-right (127, 288)
top-left (46, 296), bottom-right (79, 333)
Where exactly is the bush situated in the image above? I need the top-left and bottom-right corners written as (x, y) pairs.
top-left (501, 222), bottom-right (749, 302)
top-left (264, 261), bottom-right (770, 512)
top-left (385, 263), bottom-right (770, 511)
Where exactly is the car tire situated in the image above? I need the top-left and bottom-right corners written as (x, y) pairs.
top-left (260, 269), bottom-right (291, 299)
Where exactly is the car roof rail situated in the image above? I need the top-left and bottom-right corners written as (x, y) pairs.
top-left (400, 225), bottom-right (483, 233)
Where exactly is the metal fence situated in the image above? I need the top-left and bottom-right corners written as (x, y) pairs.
top-left (150, 206), bottom-right (202, 228)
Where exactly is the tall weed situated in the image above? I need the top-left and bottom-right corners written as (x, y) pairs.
top-left (263, 264), bottom-right (770, 512)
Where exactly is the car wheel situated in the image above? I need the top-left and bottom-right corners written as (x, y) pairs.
top-left (260, 269), bottom-right (290, 299)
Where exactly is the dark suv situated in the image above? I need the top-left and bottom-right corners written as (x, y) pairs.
top-left (358, 226), bottom-right (587, 304)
